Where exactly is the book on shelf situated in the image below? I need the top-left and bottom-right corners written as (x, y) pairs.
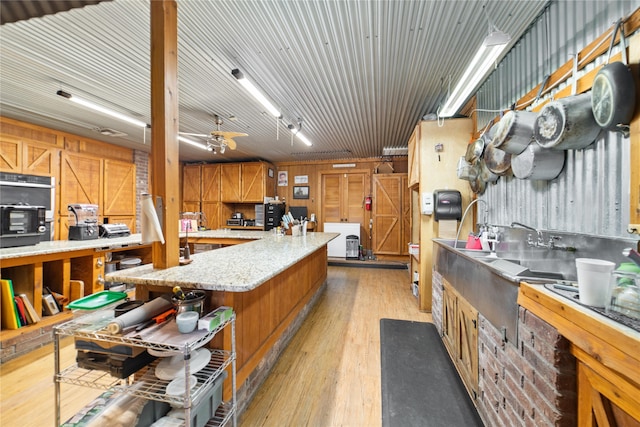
top-left (1, 279), bottom-right (22, 329)
top-left (14, 296), bottom-right (28, 326)
top-left (17, 294), bottom-right (41, 324)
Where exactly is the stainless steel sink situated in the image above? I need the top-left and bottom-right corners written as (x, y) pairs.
top-left (437, 239), bottom-right (567, 282)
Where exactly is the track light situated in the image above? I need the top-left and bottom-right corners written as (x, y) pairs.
top-left (439, 29), bottom-right (510, 118)
top-left (287, 122), bottom-right (313, 147)
top-left (231, 69), bottom-right (281, 118)
top-left (291, 129), bottom-right (313, 147)
top-left (56, 90), bottom-right (149, 128)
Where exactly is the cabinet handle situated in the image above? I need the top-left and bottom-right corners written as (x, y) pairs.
top-left (96, 258), bottom-right (103, 267)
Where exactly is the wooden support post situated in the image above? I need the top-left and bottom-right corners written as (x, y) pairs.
top-left (150, 0), bottom-right (180, 268)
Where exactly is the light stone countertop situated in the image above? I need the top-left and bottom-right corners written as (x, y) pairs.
top-left (0, 234), bottom-right (147, 260)
top-left (106, 232), bottom-right (338, 292)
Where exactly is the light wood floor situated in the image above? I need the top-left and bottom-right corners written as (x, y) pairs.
top-left (239, 266), bottom-right (432, 426)
top-left (0, 266), bottom-right (431, 427)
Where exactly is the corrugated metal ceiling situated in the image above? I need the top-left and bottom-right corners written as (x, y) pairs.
top-left (0, 0), bottom-right (548, 163)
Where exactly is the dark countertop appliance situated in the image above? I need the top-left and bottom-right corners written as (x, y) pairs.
top-left (0, 204), bottom-right (46, 248)
top-left (68, 204), bottom-right (99, 240)
top-left (0, 172), bottom-right (55, 242)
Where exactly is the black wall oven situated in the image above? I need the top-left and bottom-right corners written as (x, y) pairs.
top-left (0, 172), bottom-right (55, 245)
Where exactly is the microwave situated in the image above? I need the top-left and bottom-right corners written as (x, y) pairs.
top-left (0, 204), bottom-right (46, 248)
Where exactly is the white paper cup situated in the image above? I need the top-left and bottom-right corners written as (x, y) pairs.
top-left (575, 258), bottom-right (615, 306)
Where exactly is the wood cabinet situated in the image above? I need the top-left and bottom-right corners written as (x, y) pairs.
top-left (60, 153), bottom-right (136, 238)
top-left (371, 173), bottom-right (410, 255)
top-left (518, 282), bottom-right (640, 427)
top-left (320, 171), bottom-right (369, 226)
top-left (220, 161), bottom-right (274, 203)
top-left (442, 279), bottom-right (478, 400)
top-left (0, 118), bottom-right (61, 175)
top-left (410, 118), bottom-right (473, 311)
top-left (182, 163), bottom-right (202, 211)
top-left (0, 242), bottom-right (152, 341)
top-left (407, 128), bottom-right (419, 188)
top-left (201, 164), bottom-right (222, 230)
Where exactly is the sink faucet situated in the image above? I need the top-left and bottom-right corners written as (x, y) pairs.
top-left (454, 199), bottom-right (489, 249)
top-left (510, 222), bottom-right (545, 247)
top-left (510, 222), bottom-right (577, 251)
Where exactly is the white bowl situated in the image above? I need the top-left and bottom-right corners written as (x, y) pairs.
top-left (176, 311), bottom-right (199, 334)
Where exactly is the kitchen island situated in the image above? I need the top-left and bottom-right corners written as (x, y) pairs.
top-left (106, 231), bottom-right (338, 411)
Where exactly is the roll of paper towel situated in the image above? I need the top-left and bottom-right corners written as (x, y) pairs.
top-left (106, 296), bottom-right (173, 334)
top-left (141, 193), bottom-right (165, 244)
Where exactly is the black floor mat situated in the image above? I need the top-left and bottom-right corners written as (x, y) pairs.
top-left (380, 319), bottom-right (484, 427)
top-left (328, 259), bottom-right (407, 269)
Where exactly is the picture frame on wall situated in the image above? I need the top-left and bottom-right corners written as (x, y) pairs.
top-left (268, 168), bottom-right (274, 178)
top-left (293, 186), bottom-right (309, 199)
top-left (278, 171), bottom-right (288, 186)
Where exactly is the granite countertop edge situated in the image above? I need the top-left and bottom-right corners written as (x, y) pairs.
top-left (105, 232), bottom-right (338, 292)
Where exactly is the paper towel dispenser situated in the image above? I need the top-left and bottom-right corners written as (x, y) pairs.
top-left (433, 190), bottom-right (462, 221)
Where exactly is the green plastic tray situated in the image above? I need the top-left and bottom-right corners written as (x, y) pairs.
top-left (67, 290), bottom-right (128, 310)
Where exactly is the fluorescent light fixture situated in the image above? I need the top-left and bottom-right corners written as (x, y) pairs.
top-left (178, 135), bottom-right (209, 150)
top-left (332, 163), bottom-right (356, 168)
top-left (56, 90), bottom-right (149, 128)
top-left (289, 127), bottom-right (313, 146)
top-left (439, 30), bottom-right (510, 118)
top-left (231, 69), bottom-right (281, 118)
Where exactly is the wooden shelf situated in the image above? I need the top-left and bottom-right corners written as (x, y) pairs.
top-left (0, 311), bottom-right (74, 341)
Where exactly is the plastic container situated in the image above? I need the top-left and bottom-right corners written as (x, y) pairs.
top-left (119, 257), bottom-right (142, 269)
top-left (176, 311), bottom-right (199, 333)
top-left (607, 270), bottom-right (640, 319)
top-left (576, 258), bottom-right (615, 306)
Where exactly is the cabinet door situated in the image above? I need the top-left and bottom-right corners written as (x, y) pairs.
top-left (344, 173), bottom-right (366, 225)
top-left (103, 160), bottom-right (136, 216)
top-left (442, 283), bottom-right (457, 358)
top-left (23, 142), bottom-right (59, 177)
top-left (201, 164), bottom-right (220, 202)
top-left (241, 163), bottom-right (265, 202)
top-left (321, 173), bottom-right (343, 223)
top-left (407, 127), bottom-right (419, 187)
top-left (457, 295), bottom-right (478, 399)
top-left (372, 174), bottom-right (402, 254)
top-left (182, 164), bottom-right (202, 207)
top-left (0, 137), bottom-right (21, 172)
top-left (220, 163), bottom-right (242, 202)
top-left (60, 152), bottom-right (102, 238)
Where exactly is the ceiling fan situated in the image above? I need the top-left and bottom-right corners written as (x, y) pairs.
top-left (180, 114), bottom-right (247, 153)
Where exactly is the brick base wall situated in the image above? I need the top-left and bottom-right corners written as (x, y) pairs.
top-left (432, 270), bottom-right (577, 426)
top-left (0, 318), bottom-right (67, 363)
top-left (134, 149), bottom-right (149, 233)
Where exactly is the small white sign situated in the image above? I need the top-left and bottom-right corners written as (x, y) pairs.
top-left (294, 175), bottom-right (308, 184)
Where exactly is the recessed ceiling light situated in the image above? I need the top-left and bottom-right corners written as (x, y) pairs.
top-left (93, 127), bottom-right (127, 137)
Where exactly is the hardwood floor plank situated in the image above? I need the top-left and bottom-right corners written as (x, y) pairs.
top-left (240, 266), bottom-right (432, 426)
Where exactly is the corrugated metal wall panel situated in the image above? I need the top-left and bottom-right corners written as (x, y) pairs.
top-left (475, 1), bottom-right (636, 239)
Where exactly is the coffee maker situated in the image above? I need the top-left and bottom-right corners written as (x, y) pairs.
top-left (68, 204), bottom-right (99, 240)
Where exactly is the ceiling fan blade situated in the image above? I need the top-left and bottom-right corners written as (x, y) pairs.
top-left (210, 131), bottom-right (248, 139)
top-left (225, 138), bottom-right (237, 150)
